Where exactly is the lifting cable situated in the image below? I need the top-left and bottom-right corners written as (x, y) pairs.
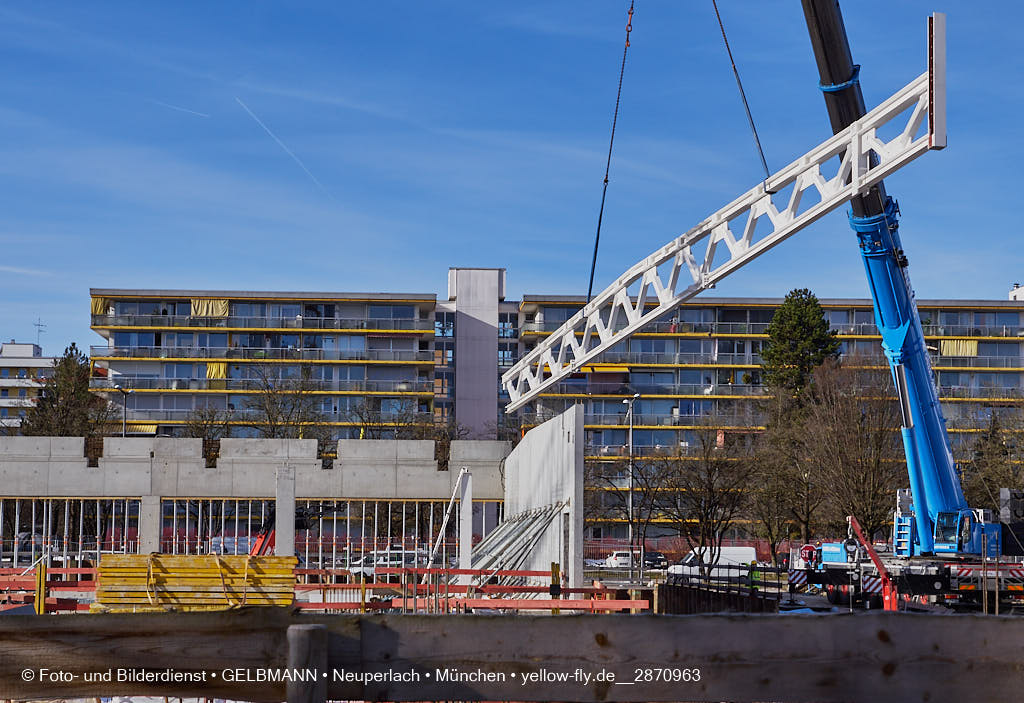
top-left (586, 1), bottom-right (634, 303)
top-left (711, 0), bottom-right (773, 190)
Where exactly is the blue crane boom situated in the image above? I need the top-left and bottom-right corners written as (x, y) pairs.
top-left (801, 1), bottom-right (998, 556)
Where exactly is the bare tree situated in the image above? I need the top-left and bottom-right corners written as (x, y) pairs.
top-left (746, 447), bottom-right (795, 566)
top-left (760, 391), bottom-right (823, 544)
top-left (396, 416), bottom-right (471, 471)
top-left (659, 422), bottom-right (754, 574)
top-left (182, 406), bottom-right (235, 441)
top-left (961, 409), bottom-right (1024, 514)
top-left (242, 363), bottom-right (330, 441)
top-left (585, 457), bottom-right (665, 553)
top-left (801, 358), bottom-right (906, 539)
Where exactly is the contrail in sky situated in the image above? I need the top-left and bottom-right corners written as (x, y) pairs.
top-left (151, 99), bottom-right (210, 118)
top-left (234, 96), bottom-right (336, 201)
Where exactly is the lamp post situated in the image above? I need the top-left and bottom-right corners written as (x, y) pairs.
top-left (622, 392), bottom-right (640, 583)
top-left (114, 385), bottom-right (133, 438)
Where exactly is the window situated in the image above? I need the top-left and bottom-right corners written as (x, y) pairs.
top-left (337, 335), bottom-right (365, 351)
top-left (854, 310), bottom-right (874, 325)
top-left (978, 342), bottom-right (1019, 357)
top-left (231, 302), bottom-right (267, 317)
top-left (0, 389), bottom-right (6, 397)
top-left (996, 312), bottom-right (1019, 327)
top-left (498, 343), bottom-right (517, 366)
top-left (827, 310), bottom-right (850, 329)
top-left (368, 337), bottom-right (414, 351)
top-left (0, 369), bottom-right (7, 379)
top-left (630, 339), bottom-right (670, 354)
top-left (436, 341), bottom-right (455, 365)
top-left (18, 389), bottom-right (26, 398)
top-left (369, 305), bottom-right (415, 319)
top-left (541, 306), bottom-right (580, 324)
top-left (498, 312), bottom-right (517, 338)
top-left (0, 409), bottom-right (7, 418)
top-left (718, 309), bottom-right (746, 323)
top-left (717, 340), bottom-right (745, 355)
top-left (435, 312), bottom-right (455, 337)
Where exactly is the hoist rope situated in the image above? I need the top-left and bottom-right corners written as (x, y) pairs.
top-left (711, 0), bottom-right (773, 188)
top-left (586, 1), bottom-right (634, 303)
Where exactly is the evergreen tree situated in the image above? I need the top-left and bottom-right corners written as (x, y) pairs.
top-left (761, 288), bottom-right (840, 394)
top-left (21, 343), bottom-right (114, 437)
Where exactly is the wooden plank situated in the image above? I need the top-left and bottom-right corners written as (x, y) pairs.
top-left (286, 624), bottom-right (327, 703)
top-left (3, 611), bottom-right (1024, 702)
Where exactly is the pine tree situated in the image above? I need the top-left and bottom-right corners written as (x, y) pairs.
top-left (20, 343), bottom-right (114, 437)
top-left (761, 288), bottom-right (840, 394)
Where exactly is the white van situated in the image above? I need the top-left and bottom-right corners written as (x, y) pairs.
top-left (666, 546), bottom-right (756, 584)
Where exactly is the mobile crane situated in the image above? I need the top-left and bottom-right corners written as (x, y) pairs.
top-left (800, 0), bottom-right (1000, 560)
top-left (500, 4), bottom-right (1019, 608)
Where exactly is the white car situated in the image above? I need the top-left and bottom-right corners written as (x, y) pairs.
top-left (667, 546), bottom-right (757, 584)
top-left (604, 550), bottom-right (639, 568)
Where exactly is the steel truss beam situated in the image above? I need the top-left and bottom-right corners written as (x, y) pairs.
top-left (503, 41), bottom-right (944, 412)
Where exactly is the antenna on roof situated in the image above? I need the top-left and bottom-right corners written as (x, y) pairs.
top-left (33, 317), bottom-right (46, 348)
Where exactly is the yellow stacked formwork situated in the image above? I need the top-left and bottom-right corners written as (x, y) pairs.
top-left (93, 554), bottom-right (297, 612)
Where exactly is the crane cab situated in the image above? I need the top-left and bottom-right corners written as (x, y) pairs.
top-left (932, 510), bottom-right (1000, 557)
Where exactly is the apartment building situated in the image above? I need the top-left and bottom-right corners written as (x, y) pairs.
top-left (89, 289), bottom-right (438, 438)
top-left (0, 342), bottom-right (54, 430)
top-left (89, 271), bottom-right (512, 438)
top-left (517, 294), bottom-right (1024, 456)
top-left (90, 275), bottom-right (1024, 459)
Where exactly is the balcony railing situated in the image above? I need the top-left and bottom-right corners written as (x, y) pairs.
top-left (91, 314), bottom-right (434, 331)
top-left (933, 355), bottom-right (1024, 368)
top-left (519, 408), bottom-right (766, 427)
top-left (538, 382), bottom-right (767, 396)
top-left (118, 409), bottom-right (435, 423)
top-left (520, 321), bottom-right (771, 335)
top-left (90, 346), bottom-right (434, 362)
top-left (91, 377), bottom-right (433, 393)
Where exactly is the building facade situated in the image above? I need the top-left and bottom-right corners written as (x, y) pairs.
top-left (90, 275), bottom-right (1024, 527)
top-left (0, 342), bottom-right (54, 431)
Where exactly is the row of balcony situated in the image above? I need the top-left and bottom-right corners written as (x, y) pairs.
top-left (520, 320), bottom-right (1024, 338)
top-left (91, 377), bottom-right (434, 393)
top-left (120, 409), bottom-right (436, 423)
top-left (90, 346), bottom-right (434, 363)
top-left (92, 314), bottom-right (435, 332)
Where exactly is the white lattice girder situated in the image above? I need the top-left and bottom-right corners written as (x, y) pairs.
top-left (503, 68), bottom-right (942, 412)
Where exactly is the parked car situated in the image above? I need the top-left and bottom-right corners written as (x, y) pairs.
top-left (666, 546), bottom-right (756, 585)
top-left (643, 551), bottom-right (669, 570)
top-left (604, 550), bottom-right (640, 569)
top-left (347, 550), bottom-right (428, 580)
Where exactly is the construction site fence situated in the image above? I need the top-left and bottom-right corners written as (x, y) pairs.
top-left (657, 582), bottom-right (779, 614)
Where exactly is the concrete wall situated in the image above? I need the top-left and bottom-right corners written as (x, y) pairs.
top-left (450, 268), bottom-right (503, 437)
top-left (0, 437), bottom-right (506, 500)
top-left (502, 405), bottom-right (584, 587)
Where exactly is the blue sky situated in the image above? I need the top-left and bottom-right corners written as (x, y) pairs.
top-left (0, 1), bottom-right (1020, 354)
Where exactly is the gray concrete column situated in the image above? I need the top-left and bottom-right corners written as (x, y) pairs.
top-left (276, 466), bottom-right (296, 557)
top-left (139, 495), bottom-right (162, 553)
top-left (458, 469), bottom-right (472, 584)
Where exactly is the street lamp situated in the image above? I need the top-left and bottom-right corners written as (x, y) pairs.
top-left (622, 392), bottom-right (640, 583)
top-left (114, 385), bottom-right (133, 438)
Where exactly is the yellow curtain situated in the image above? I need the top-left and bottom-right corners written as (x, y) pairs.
top-left (206, 362), bottom-right (227, 379)
top-left (940, 339), bottom-right (978, 357)
top-left (191, 299), bottom-right (229, 317)
top-left (90, 297), bottom-right (109, 315)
